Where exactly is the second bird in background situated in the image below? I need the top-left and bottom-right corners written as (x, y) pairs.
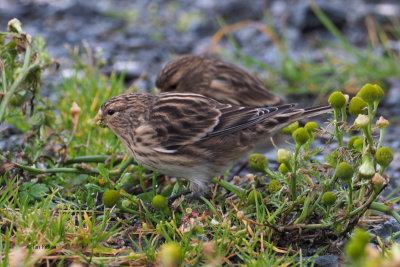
top-left (156, 54), bottom-right (284, 107)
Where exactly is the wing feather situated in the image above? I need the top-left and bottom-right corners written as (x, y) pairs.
top-left (150, 93), bottom-right (296, 151)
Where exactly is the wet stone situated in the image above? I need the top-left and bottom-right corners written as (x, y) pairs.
top-left (290, 0), bottom-right (347, 33)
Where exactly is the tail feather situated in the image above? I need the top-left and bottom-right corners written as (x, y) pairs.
top-left (300, 104), bottom-right (332, 118)
top-left (265, 104), bottom-right (332, 134)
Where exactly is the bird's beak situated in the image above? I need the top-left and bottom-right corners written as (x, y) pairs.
top-left (94, 110), bottom-right (105, 127)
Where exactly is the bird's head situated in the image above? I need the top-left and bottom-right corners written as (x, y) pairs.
top-left (94, 93), bottom-right (152, 134)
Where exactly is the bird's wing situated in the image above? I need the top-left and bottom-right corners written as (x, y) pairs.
top-left (208, 60), bottom-right (284, 106)
top-left (150, 93), bottom-right (295, 151)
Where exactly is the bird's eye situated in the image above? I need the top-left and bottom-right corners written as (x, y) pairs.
top-left (107, 109), bottom-right (115, 116)
top-left (166, 83), bottom-right (177, 91)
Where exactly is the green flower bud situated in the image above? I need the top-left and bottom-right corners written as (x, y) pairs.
top-left (268, 180), bottom-right (282, 194)
top-left (152, 195), bottom-right (168, 210)
top-left (281, 121), bottom-right (299, 134)
top-left (353, 138), bottom-right (364, 150)
top-left (159, 242), bottom-right (184, 267)
top-left (335, 162), bottom-right (354, 181)
top-left (328, 91), bottom-right (346, 109)
top-left (354, 114), bottom-right (369, 128)
top-left (358, 83), bottom-right (380, 103)
top-left (292, 127), bottom-right (310, 145)
top-left (278, 163), bottom-right (289, 174)
top-left (359, 156), bottom-right (375, 179)
top-left (248, 154), bottom-right (268, 172)
top-left (102, 189), bottom-right (120, 208)
top-left (347, 136), bottom-right (359, 149)
top-left (375, 147), bottom-right (393, 168)
top-left (248, 188), bottom-right (263, 205)
top-left (305, 122), bottom-right (319, 133)
top-left (345, 240), bottom-right (365, 260)
top-left (348, 97), bottom-right (367, 117)
top-left (276, 149), bottom-right (292, 164)
top-left (353, 228), bottom-right (370, 245)
top-left (322, 192), bottom-right (337, 206)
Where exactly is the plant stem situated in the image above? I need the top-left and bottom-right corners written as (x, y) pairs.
top-left (117, 203), bottom-right (140, 215)
top-left (377, 127), bottom-right (386, 149)
top-left (325, 206), bottom-right (331, 220)
top-left (367, 103), bottom-right (373, 137)
top-left (334, 109), bottom-right (343, 147)
top-left (294, 193), bottom-right (311, 224)
top-left (373, 100), bottom-right (379, 118)
top-left (1, 60), bottom-right (6, 93)
top-left (369, 202), bottom-right (400, 225)
top-left (118, 156), bottom-right (135, 173)
top-left (64, 155), bottom-right (120, 164)
top-left (349, 193), bottom-right (377, 217)
top-left (1, 155), bottom-right (128, 176)
top-left (347, 180), bottom-right (353, 214)
top-left (0, 45), bottom-right (41, 123)
top-left (291, 144), bottom-right (300, 200)
top-left (12, 162), bottom-right (96, 174)
top-left (362, 128), bottom-right (375, 153)
top-left (341, 106), bottom-right (347, 124)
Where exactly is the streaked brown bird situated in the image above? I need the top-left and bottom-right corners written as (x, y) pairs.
top-left (95, 92), bottom-right (330, 193)
top-left (156, 55), bottom-right (284, 107)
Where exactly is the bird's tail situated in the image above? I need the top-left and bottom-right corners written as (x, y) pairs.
top-left (298, 104), bottom-right (333, 118)
top-left (265, 104), bottom-right (332, 134)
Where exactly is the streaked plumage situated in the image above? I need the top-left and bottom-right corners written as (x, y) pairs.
top-left (156, 55), bottom-right (284, 107)
top-left (96, 92), bottom-right (330, 193)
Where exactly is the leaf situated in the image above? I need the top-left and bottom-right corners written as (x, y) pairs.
top-left (30, 183), bottom-right (49, 199)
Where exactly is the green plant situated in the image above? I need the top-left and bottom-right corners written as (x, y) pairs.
top-left (248, 153), bottom-right (269, 172)
top-left (102, 189), bottom-right (120, 207)
top-left (245, 84), bottom-right (397, 248)
top-left (0, 19), bottom-right (55, 124)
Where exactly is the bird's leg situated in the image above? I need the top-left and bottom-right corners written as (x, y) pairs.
top-left (231, 161), bottom-right (248, 178)
top-left (167, 189), bottom-right (192, 204)
top-left (167, 188), bottom-right (212, 205)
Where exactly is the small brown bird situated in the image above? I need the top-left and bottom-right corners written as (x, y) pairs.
top-left (156, 55), bottom-right (284, 107)
top-left (95, 92), bottom-right (330, 193)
